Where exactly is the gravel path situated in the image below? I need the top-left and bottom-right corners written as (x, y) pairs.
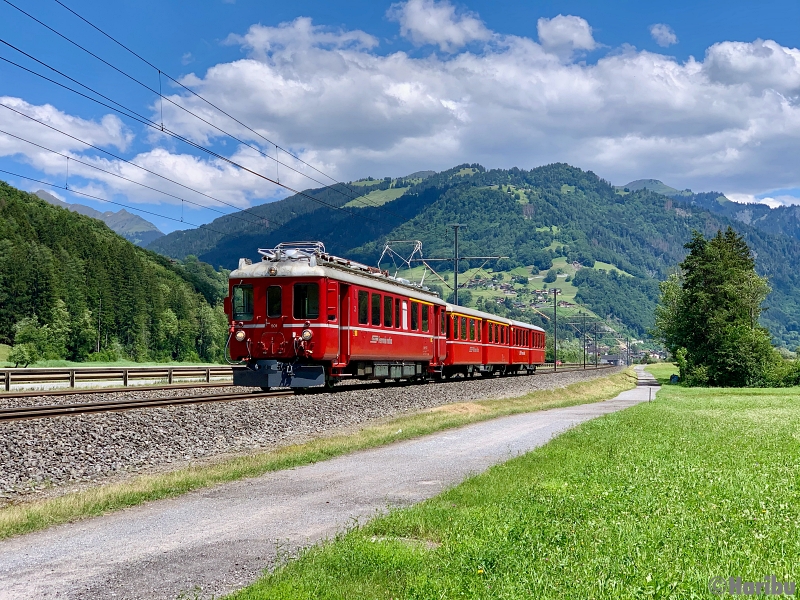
top-left (0, 368), bottom-right (620, 503)
top-left (0, 367), bottom-right (651, 600)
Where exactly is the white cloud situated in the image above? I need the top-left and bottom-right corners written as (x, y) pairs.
top-left (649, 24), bottom-right (678, 47)
top-left (703, 39), bottom-right (800, 95)
top-left (388, 0), bottom-right (491, 52)
top-left (0, 97), bottom-right (132, 155)
top-left (537, 15), bottom-right (597, 59)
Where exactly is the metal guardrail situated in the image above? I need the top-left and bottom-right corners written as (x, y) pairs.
top-left (0, 366), bottom-right (235, 392)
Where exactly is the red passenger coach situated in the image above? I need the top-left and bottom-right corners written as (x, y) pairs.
top-left (442, 305), bottom-right (546, 377)
top-left (225, 241), bottom-right (546, 389)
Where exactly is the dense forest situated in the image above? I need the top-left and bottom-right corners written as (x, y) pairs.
top-left (147, 163), bottom-right (800, 348)
top-left (0, 182), bottom-right (228, 364)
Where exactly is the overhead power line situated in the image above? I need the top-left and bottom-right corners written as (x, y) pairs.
top-left (0, 102), bottom-right (281, 229)
top-left (0, 167), bottom-right (229, 236)
top-left (1, 0), bottom-right (401, 217)
top-left (0, 127), bottom-right (279, 229)
top-left (0, 37), bottom-right (393, 224)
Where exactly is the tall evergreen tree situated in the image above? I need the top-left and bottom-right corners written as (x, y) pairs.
top-left (654, 227), bottom-right (775, 386)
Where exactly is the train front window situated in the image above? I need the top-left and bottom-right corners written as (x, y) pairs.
top-left (293, 283), bottom-right (319, 319)
top-left (267, 286), bottom-right (282, 318)
top-left (358, 291), bottom-right (369, 324)
top-left (232, 285), bottom-right (254, 321)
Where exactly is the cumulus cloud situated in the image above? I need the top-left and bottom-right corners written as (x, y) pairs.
top-left (388, 0), bottom-right (491, 52)
top-left (703, 39), bottom-right (800, 95)
top-left (649, 24), bottom-right (677, 47)
top-left (537, 15), bottom-right (597, 59)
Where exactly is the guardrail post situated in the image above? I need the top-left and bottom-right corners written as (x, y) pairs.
top-left (4, 371), bottom-right (9, 392)
top-left (69, 369), bottom-right (75, 388)
top-left (168, 368), bottom-right (173, 385)
top-left (206, 367), bottom-right (210, 383)
top-left (123, 369), bottom-right (129, 387)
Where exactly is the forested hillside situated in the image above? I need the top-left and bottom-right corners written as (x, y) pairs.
top-left (0, 182), bottom-right (228, 364)
top-left (144, 164), bottom-right (800, 349)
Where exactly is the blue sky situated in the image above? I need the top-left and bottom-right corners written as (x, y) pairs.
top-left (2, 0), bottom-right (800, 233)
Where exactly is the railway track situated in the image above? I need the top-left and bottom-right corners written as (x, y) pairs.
top-left (0, 389), bottom-right (295, 422)
top-left (0, 364), bottom-right (616, 422)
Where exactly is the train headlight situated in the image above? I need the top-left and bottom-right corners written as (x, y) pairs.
top-left (301, 329), bottom-right (313, 341)
top-left (235, 330), bottom-right (246, 342)
top-left (268, 266), bottom-right (278, 276)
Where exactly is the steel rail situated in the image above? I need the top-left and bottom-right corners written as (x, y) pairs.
top-left (0, 390), bottom-right (295, 422)
top-left (1, 364), bottom-right (618, 421)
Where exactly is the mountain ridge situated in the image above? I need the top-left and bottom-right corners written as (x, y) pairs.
top-left (35, 190), bottom-right (164, 247)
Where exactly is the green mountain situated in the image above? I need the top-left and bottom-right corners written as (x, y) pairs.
top-left (146, 164), bottom-right (800, 349)
top-left (35, 189), bottom-right (164, 247)
top-left (1, 182), bottom-right (227, 362)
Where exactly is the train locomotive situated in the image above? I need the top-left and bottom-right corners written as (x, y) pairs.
top-left (225, 242), bottom-right (546, 389)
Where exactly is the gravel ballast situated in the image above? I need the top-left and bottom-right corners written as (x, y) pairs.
top-left (0, 368), bottom-right (621, 503)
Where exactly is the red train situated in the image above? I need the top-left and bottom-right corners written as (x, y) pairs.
top-left (224, 242), bottom-right (546, 389)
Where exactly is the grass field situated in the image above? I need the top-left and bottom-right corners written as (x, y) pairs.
top-left (0, 369), bottom-right (635, 540)
top-left (230, 374), bottom-right (800, 599)
top-left (344, 187), bottom-right (408, 207)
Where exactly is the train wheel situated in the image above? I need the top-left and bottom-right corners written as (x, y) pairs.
top-left (260, 386), bottom-right (271, 392)
top-left (324, 378), bottom-right (338, 390)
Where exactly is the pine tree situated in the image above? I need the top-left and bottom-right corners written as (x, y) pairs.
top-left (654, 227), bottom-right (776, 386)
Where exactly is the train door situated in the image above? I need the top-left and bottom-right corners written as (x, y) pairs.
top-left (336, 283), bottom-right (350, 367)
top-left (436, 306), bottom-right (446, 364)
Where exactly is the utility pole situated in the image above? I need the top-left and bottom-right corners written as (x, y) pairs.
top-left (450, 224), bottom-right (466, 305)
top-left (593, 322), bottom-right (598, 369)
top-left (553, 287), bottom-right (557, 371)
top-left (582, 312), bottom-right (586, 370)
top-left (96, 297), bottom-right (101, 353)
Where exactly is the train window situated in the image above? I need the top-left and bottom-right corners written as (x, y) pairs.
top-left (384, 296), bottom-right (393, 327)
top-left (477, 321), bottom-right (481, 341)
top-left (460, 317), bottom-right (467, 340)
top-left (372, 293), bottom-right (381, 326)
top-left (410, 301), bottom-right (419, 330)
top-left (469, 319), bottom-right (475, 341)
top-left (501, 327), bottom-right (505, 344)
top-left (440, 310), bottom-right (446, 336)
top-left (395, 299), bottom-right (401, 328)
top-left (267, 286), bottom-right (282, 318)
top-left (488, 324), bottom-right (493, 343)
top-left (232, 285), bottom-right (254, 321)
top-left (421, 304), bottom-right (429, 332)
top-left (293, 283), bottom-right (319, 319)
top-left (358, 291), bottom-right (369, 324)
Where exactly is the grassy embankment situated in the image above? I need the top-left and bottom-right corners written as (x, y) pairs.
top-left (0, 369), bottom-right (635, 540)
top-left (230, 365), bottom-right (800, 599)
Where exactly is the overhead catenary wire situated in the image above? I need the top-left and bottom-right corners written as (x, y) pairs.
top-left (0, 39), bottom-right (391, 224)
top-left (0, 167), bottom-right (229, 236)
top-left (1, 0), bottom-right (401, 216)
top-left (0, 127), bottom-right (276, 228)
top-left (50, 0), bottom-right (373, 202)
top-left (0, 101), bottom-right (281, 229)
